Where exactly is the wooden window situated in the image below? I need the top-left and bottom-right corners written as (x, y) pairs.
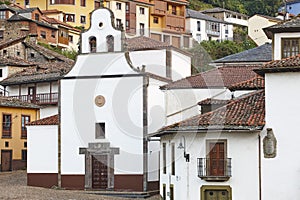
top-left (162, 143), bottom-right (166, 174)
top-left (95, 123), bottom-right (105, 139)
top-left (51, 30), bottom-right (56, 38)
top-left (116, 2), bottom-right (121, 10)
top-left (81, 0), bottom-right (86, 6)
top-left (207, 140), bottom-right (227, 177)
top-left (80, 16), bottom-right (86, 24)
top-left (170, 184), bottom-right (174, 200)
top-left (116, 18), bottom-right (122, 29)
top-left (171, 143), bottom-right (175, 175)
top-left (95, 1), bottom-right (101, 9)
top-left (35, 13), bottom-right (39, 21)
top-left (2, 114), bottom-right (12, 138)
top-left (0, 11), bottom-right (6, 19)
top-left (139, 7), bottom-right (145, 14)
top-left (21, 150), bottom-right (27, 161)
top-left (0, 30), bottom-right (4, 40)
top-left (21, 115), bottom-right (30, 138)
top-left (172, 6), bottom-right (176, 15)
top-left (197, 21), bottom-right (201, 31)
top-left (40, 31), bottom-right (46, 39)
top-left (140, 23), bottom-right (144, 36)
top-left (153, 17), bottom-right (159, 24)
top-left (65, 14), bottom-right (75, 22)
top-left (69, 35), bottom-right (73, 43)
top-left (282, 38), bottom-right (300, 58)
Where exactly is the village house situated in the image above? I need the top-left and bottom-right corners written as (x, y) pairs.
top-left (186, 9), bottom-right (234, 43)
top-left (0, 96), bottom-right (40, 172)
top-left (26, 7), bottom-right (192, 192)
top-left (248, 14), bottom-right (282, 46)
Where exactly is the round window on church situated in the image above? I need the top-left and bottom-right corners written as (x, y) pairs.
top-left (99, 22), bottom-right (104, 29)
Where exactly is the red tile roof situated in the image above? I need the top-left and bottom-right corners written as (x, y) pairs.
top-left (229, 75), bottom-right (265, 91)
top-left (161, 66), bottom-right (259, 89)
top-left (156, 90), bottom-right (265, 134)
top-left (41, 9), bottom-right (63, 14)
top-left (198, 98), bottom-right (230, 105)
top-left (255, 54), bottom-right (300, 75)
top-left (27, 114), bottom-right (58, 126)
top-left (126, 36), bottom-right (171, 51)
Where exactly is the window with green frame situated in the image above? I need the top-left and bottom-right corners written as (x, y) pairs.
top-left (282, 38), bottom-right (300, 58)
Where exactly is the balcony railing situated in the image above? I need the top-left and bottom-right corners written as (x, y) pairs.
top-left (197, 158), bottom-right (232, 181)
top-left (10, 93), bottom-right (58, 105)
top-left (206, 29), bottom-right (220, 37)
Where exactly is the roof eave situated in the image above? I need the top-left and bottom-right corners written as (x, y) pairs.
top-left (254, 67), bottom-right (300, 76)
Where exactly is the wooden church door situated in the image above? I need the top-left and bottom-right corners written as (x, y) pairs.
top-left (92, 155), bottom-right (108, 189)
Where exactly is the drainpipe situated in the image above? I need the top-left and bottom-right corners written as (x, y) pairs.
top-left (258, 133), bottom-right (262, 200)
top-left (142, 66), bottom-right (149, 192)
top-left (58, 79), bottom-right (61, 188)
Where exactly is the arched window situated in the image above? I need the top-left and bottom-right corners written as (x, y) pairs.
top-left (89, 36), bottom-right (97, 53)
top-left (106, 35), bottom-right (114, 52)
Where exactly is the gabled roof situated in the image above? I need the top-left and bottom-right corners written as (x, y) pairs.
top-left (161, 65), bottom-right (259, 90)
top-left (0, 96), bottom-right (40, 109)
top-left (23, 42), bottom-right (74, 64)
top-left (126, 36), bottom-right (171, 51)
top-left (0, 4), bottom-right (17, 12)
top-left (186, 9), bottom-right (229, 24)
top-left (8, 14), bottom-right (58, 30)
top-left (0, 62), bottom-right (72, 86)
top-left (155, 90), bottom-right (265, 135)
top-left (214, 43), bottom-right (272, 64)
top-left (201, 7), bottom-right (248, 18)
top-left (264, 16), bottom-right (300, 38)
top-left (17, 7), bottom-right (41, 14)
top-left (27, 114), bottom-right (58, 126)
top-left (229, 75), bottom-right (264, 91)
top-left (252, 14), bottom-right (282, 22)
top-left (255, 54), bottom-right (300, 75)
top-left (0, 56), bottom-right (36, 66)
top-left (0, 35), bottom-right (27, 50)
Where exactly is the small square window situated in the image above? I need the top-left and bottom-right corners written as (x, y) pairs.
top-left (116, 2), bottom-right (121, 10)
top-left (80, 16), bottom-right (86, 24)
top-left (22, 150), bottom-right (27, 161)
top-left (51, 30), bottom-right (56, 38)
top-left (0, 69), bottom-right (3, 77)
top-left (153, 17), bottom-right (159, 24)
top-left (69, 35), bottom-right (73, 43)
top-left (24, 142), bottom-right (27, 148)
top-left (30, 53), bottom-right (34, 58)
top-left (139, 7), bottom-right (145, 14)
top-left (40, 31), bottom-right (46, 39)
top-left (116, 18), bottom-right (122, 29)
top-left (65, 14), bottom-right (75, 22)
top-left (95, 123), bottom-right (105, 139)
top-left (35, 13), bottom-right (39, 21)
top-left (5, 141), bottom-right (9, 147)
top-left (3, 50), bottom-right (6, 55)
top-left (17, 51), bottom-right (20, 56)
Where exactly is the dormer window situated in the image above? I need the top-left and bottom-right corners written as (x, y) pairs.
top-left (89, 36), bottom-right (97, 53)
top-left (282, 38), bottom-right (300, 58)
top-left (35, 14), bottom-right (39, 21)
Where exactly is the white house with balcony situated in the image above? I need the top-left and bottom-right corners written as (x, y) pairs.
top-left (186, 9), bottom-right (233, 42)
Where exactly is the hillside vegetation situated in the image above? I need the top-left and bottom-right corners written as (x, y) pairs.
top-left (189, 0), bottom-right (283, 17)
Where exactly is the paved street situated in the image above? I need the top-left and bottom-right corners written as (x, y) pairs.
top-left (0, 171), bottom-right (159, 200)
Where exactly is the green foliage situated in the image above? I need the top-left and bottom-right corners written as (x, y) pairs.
top-left (38, 42), bottom-right (78, 60)
top-left (190, 0), bottom-right (283, 16)
top-left (188, 0), bottom-right (213, 11)
top-left (0, 1), bottom-right (11, 5)
top-left (189, 42), bottom-right (215, 73)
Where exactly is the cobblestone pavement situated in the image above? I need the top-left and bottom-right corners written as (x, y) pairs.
top-left (0, 171), bottom-right (160, 200)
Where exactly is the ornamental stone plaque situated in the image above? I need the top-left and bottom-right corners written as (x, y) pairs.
top-left (263, 128), bottom-right (277, 158)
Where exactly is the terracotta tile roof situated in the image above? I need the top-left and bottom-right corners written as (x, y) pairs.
top-left (161, 65), bottom-right (259, 89)
top-left (156, 90), bottom-right (265, 134)
top-left (255, 54), bottom-right (300, 75)
top-left (27, 114), bottom-right (58, 126)
top-left (41, 9), bottom-right (63, 14)
top-left (8, 14), bottom-right (58, 30)
top-left (131, 0), bottom-right (154, 5)
top-left (229, 75), bottom-right (265, 91)
top-left (0, 96), bottom-right (40, 109)
top-left (0, 35), bottom-right (27, 50)
top-left (198, 98), bottom-right (230, 105)
top-left (23, 42), bottom-right (74, 64)
top-left (0, 56), bottom-right (36, 66)
top-left (126, 36), bottom-right (171, 51)
top-left (0, 61), bottom-right (72, 86)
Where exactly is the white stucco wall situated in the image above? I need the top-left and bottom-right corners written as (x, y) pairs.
top-left (263, 72), bottom-right (300, 200)
top-left (160, 131), bottom-right (259, 200)
top-left (273, 32), bottom-right (300, 60)
top-left (171, 51), bottom-right (191, 81)
top-left (27, 125), bottom-right (58, 173)
top-left (40, 106), bottom-right (58, 118)
top-left (136, 5), bottom-right (149, 37)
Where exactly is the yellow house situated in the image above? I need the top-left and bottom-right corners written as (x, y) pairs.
top-left (14, 0), bottom-right (99, 28)
top-left (0, 97), bottom-right (39, 172)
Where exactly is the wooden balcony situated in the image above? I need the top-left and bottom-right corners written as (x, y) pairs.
top-left (197, 158), bottom-right (232, 181)
top-left (10, 93), bottom-right (58, 105)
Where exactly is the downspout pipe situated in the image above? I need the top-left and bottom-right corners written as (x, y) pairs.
top-left (258, 132), bottom-right (262, 200)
